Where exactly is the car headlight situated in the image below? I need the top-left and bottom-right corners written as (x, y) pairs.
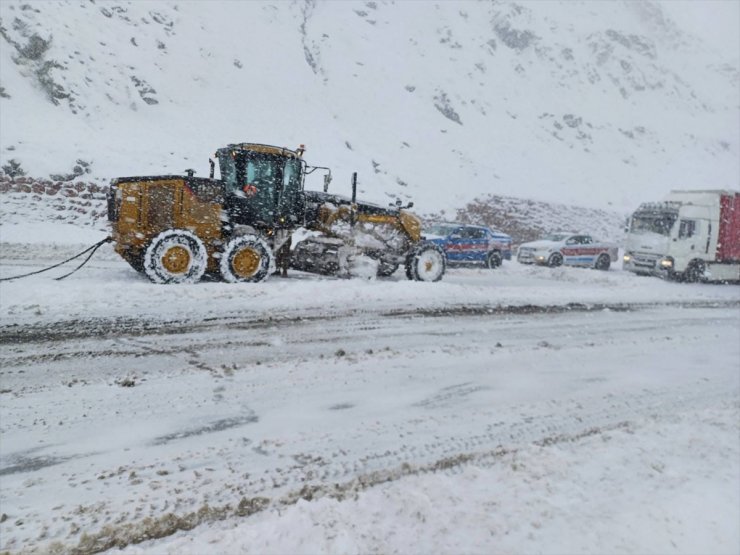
top-left (623, 254), bottom-right (632, 263)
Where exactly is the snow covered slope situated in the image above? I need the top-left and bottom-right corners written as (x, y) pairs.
top-left (0, 0), bottom-right (737, 215)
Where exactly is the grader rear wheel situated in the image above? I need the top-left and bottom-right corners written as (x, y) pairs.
top-left (220, 234), bottom-right (274, 283)
top-left (143, 229), bottom-right (208, 284)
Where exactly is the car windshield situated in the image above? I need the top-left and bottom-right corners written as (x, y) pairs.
top-left (541, 233), bottom-right (569, 241)
top-left (424, 224), bottom-right (457, 236)
top-left (630, 212), bottom-right (677, 236)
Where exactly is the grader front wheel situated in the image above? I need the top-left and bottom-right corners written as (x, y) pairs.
top-left (405, 242), bottom-right (446, 282)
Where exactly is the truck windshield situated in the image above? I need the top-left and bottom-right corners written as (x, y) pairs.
top-left (424, 224), bottom-right (457, 236)
top-left (630, 213), bottom-right (677, 236)
top-left (542, 233), bottom-right (569, 241)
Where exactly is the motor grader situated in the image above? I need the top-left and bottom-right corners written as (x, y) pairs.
top-left (106, 143), bottom-right (446, 283)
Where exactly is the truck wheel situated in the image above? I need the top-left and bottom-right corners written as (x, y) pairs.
top-left (548, 252), bottom-right (563, 267)
top-left (143, 229), bottom-right (208, 284)
top-left (486, 251), bottom-right (502, 269)
top-left (684, 259), bottom-right (705, 283)
top-left (594, 253), bottom-right (611, 271)
top-left (405, 242), bottom-right (446, 282)
top-left (220, 234), bottom-right (274, 283)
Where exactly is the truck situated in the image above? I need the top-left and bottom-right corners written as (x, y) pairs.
top-left (422, 222), bottom-right (513, 269)
top-left (622, 190), bottom-right (740, 282)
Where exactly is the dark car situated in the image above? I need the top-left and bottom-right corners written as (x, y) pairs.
top-left (424, 223), bottom-right (512, 268)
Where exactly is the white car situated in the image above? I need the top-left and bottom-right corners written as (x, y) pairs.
top-left (517, 232), bottom-right (618, 270)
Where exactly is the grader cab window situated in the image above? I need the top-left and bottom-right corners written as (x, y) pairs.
top-left (283, 159), bottom-right (302, 190)
top-left (218, 149), bottom-right (305, 227)
top-left (244, 156), bottom-right (279, 193)
top-left (217, 151), bottom-right (282, 196)
top-left (218, 153), bottom-right (237, 186)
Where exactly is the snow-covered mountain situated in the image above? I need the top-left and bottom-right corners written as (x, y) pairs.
top-left (0, 0), bottom-right (737, 214)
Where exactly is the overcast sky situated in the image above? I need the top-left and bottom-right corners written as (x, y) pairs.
top-left (660, 0), bottom-right (740, 57)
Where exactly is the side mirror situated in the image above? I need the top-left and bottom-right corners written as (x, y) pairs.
top-left (323, 173), bottom-right (332, 192)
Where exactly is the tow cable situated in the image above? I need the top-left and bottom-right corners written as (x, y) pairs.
top-left (0, 236), bottom-right (113, 282)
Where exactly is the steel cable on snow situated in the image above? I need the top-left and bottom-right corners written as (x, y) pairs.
top-left (0, 236), bottom-right (113, 282)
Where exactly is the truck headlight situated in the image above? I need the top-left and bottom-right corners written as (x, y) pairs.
top-left (623, 254), bottom-right (631, 263)
top-left (659, 257), bottom-right (673, 269)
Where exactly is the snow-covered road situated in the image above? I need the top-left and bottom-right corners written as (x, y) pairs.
top-left (0, 246), bottom-right (739, 554)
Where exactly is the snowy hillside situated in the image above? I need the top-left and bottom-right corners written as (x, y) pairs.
top-left (0, 0), bottom-right (738, 215)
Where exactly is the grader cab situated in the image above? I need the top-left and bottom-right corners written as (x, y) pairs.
top-left (107, 143), bottom-right (446, 283)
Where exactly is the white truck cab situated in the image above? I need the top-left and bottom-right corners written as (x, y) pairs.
top-left (623, 190), bottom-right (740, 282)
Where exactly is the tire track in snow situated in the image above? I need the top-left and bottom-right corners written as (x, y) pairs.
top-left (60, 382), bottom-right (736, 555)
top-left (1, 306), bottom-right (737, 553)
top-left (2, 299), bottom-right (738, 345)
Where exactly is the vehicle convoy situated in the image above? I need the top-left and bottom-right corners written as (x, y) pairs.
top-left (106, 143), bottom-right (446, 283)
top-left (423, 223), bottom-right (512, 269)
top-left (623, 189), bottom-right (740, 282)
top-left (517, 233), bottom-right (618, 270)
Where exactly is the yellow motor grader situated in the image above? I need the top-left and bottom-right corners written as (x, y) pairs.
top-left (106, 143), bottom-right (446, 283)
